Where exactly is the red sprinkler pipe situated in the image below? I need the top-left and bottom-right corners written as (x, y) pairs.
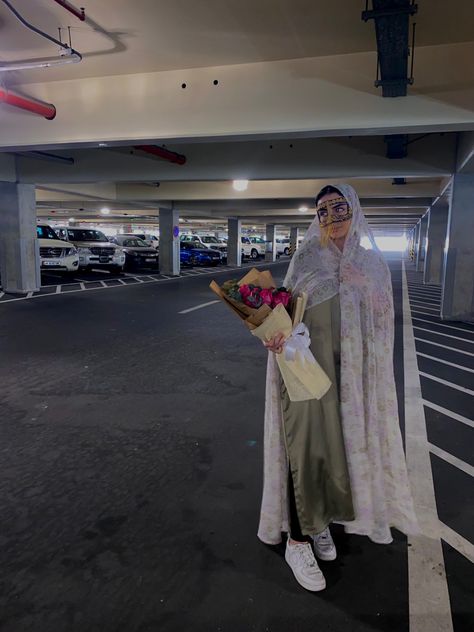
top-left (0, 88), bottom-right (56, 119)
top-left (52, 0), bottom-right (85, 21)
top-left (134, 144), bottom-right (186, 165)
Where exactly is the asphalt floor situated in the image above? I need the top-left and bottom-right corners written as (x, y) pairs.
top-left (0, 257), bottom-right (472, 632)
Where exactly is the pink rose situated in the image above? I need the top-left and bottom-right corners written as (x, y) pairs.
top-left (239, 284), bottom-right (252, 299)
top-left (272, 291), bottom-right (291, 308)
top-left (260, 288), bottom-right (273, 306)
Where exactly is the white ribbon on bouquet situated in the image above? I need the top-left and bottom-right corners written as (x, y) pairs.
top-left (283, 323), bottom-right (316, 364)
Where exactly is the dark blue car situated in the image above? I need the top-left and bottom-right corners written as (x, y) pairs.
top-left (180, 242), bottom-right (221, 266)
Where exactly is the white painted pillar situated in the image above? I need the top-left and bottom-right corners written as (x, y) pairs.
top-left (0, 182), bottom-right (40, 294)
top-left (416, 215), bottom-right (428, 272)
top-left (159, 207), bottom-right (180, 276)
top-left (441, 174), bottom-right (474, 322)
top-left (424, 205), bottom-right (448, 286)
top-left (227, 218), bottom-right (242, 267)
top-left (265, 224), bottom-right (277, 262)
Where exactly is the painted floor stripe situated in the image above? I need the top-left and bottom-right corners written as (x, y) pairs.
top-left (438, 521), bottom-right (474, 564)
top-left (413, 326), bottom-right (474, 344)
top-left (419, 371), bottom-right (474, 395)
top-left (79, 282), bottom-right (86, 290)
top-left (423, 400), bottom-right (474, 429)
top-left (55, 285), bottom-right (61, 294)
top-left (411, 309), bottom-right (444, 318)
top-left (417, 352), bottom-right (474, 373)
top-left (402, 261), bottom-right (454, 632)
top-left (412, 317), bottom-right (474, 335)
top-left (179, 300), bottom-right (220, 314)
top-left (410, 302), bottom-right (439, 312)
top-left (415, 337), bottom-right (474, 357)
top-left (429, 442), bottom-right (474, 477)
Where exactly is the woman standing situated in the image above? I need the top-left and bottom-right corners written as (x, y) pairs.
top-left (260, 184), bottom-right (419, 591)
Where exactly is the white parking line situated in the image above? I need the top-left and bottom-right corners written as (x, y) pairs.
top-left (411, 309), bottom-right (443, 317)
top-left (55, 285), bottom-right (61, 294)
top-left (438, 521), bottom-right (474, 564)
top-left (428, 442), bottom-right (474, 477)
top-left (0, 292), bottom-right (4, 299)
top-left (79, 282), bottom-right (86, 290)
top-left (414, 337), bottom-right (474, 356)
top-left (99, 281), bottom-right (107, 287)
top-left (419, 371), bottom-right (474, 395)
top-left (412, 317), bottom-right (474, 335)
top-left (413, 326), bottom-right (474, 344)
top-left (179, 300), bottom-right (220, 314)
top-left (402, 261), bottom-right (454, 632)
top-left (410, 302), bottom-right (439, 312)
top-left (417, 352), bottom-right (474, 373)
top-left (423, 400), bottom-right (474, 429)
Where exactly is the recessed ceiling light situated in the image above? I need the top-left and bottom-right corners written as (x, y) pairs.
top-left (299, 206), bottom-right (308, 212)
top-left (98, 142), bottom-right (108, 147)
top-left (68, 217), bottom-right (75, 222)
top-left (100, 207), bottom-right (111, 215)
top-left (233, 179), bottom-right (249, 192)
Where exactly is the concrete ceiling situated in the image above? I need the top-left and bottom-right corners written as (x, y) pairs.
top-left (1, 0), bottom-right (473, 234)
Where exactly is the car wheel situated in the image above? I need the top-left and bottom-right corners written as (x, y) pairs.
top-left (284, 247), bottom-right (290, 256)
top-left (251, 248), bottom-right (259, 260)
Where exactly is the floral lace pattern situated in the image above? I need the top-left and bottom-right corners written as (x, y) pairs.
top-left (258, 184), bottom-right (420, 545)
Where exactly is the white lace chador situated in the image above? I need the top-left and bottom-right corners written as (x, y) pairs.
top-left (258, 184), bottom-right (419, 545)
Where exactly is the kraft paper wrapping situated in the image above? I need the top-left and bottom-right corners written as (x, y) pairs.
top-left (250, 301), bottom-right (332, 402)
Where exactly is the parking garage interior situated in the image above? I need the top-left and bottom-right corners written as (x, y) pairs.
top-left (0, 1), bottom-right (473, 631)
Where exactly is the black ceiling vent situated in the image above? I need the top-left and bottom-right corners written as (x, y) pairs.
top-left (392, 177), bottom-right (407, 185)
top-left (385, 134), bottom-right (408, 159)
top-left (362, 0), bottom-right (418, 97)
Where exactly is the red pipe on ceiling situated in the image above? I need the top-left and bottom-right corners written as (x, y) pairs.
top-left (52, 0), bottom-right (85, 21)
top-left (0, 88), bottom-right (56, 119)
top-left (134, 144), bottom-right (186, 165)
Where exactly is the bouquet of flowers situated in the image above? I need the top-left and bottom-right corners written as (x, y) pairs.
top-left (210, 268), bottom-right (331, 401)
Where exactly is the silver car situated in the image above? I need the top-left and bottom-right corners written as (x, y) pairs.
top-left (55, 227), bottom-right (125, 273)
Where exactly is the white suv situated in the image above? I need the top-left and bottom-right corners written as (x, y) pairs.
top-left (55, 227), bottom-right (125, 273)
top-left (241, 236), bottom-right (266, 260)
top-left (37, 223), bottom-right (79, 273)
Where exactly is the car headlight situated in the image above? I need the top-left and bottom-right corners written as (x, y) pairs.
top-left (65, 247), bottom-right (78, 255)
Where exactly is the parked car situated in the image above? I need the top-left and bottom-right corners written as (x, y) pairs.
top-left (180, 241), bottom-right (221, 266)
top-left (180, 248), bottom-right (195, 267)
top-left (241, 236), bottom-right (265, 259)
top-left (37, 223), bottom-right (79, 274)
top-left (54, 227), bottom-right (125, 273)
top-left (276, 238), bottom-right (290, 256)
top-left (109, 235), bottom-right (159, 270)
top-left (122, 233), bottom-right (159, 249)
top-left (180, 234), bottom-right (227, 260)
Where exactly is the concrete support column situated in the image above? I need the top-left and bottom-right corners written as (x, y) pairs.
top-left (159, 207), bottom-right (180, 276)
top-left (424, 205), bottom-right (448, 286)
top-left (227, 218), bottom-right (241, 267)
top-left (0, 182), bottom-right (40, 294)
top-left (441, 174), bottom-right (474, 322)
top-left (290, 227), bottom-right (299, 256)
top-left (412, 223), bottom-right (420, 262)
top-left (416, 214), bottom-right (428, 272)
top-left (265, 224), bottom-right (277, 262)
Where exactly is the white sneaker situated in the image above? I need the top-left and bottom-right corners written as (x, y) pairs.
top-left (312, 527), bottom-right (337, 561)
top-left (285, 538), bottom-right (326, 591)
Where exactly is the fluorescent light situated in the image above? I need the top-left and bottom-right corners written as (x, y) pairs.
top-left (100, 207), bottom-right (111, 215)
top-left (233, 179), bottom-right (249, 192)
top-left (299, 206), bottom-right (308, 212)
top-left (98, 142), bottom-right (108, 147)
top-left (68, 217), bottom-right (75, 222)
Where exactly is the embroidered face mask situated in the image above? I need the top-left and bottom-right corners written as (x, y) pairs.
top-left (316, 196), bottom-right (353, 228)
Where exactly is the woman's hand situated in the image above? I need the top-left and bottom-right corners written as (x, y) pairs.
top-left (263, 332), bottom-right (286, 354)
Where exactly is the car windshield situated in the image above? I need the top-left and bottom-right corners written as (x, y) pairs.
top-left (67, 229), bottom-right (108, 242)
top-left (123, 238), bottom-right (147, 247)
top-left (201, 236), bottom-right (219, 243)
top-left (251, 237), bottom-right (265, 243)
top-left (36, 225), bottom-right (59, 240)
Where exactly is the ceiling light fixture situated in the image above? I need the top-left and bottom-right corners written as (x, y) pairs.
top-left (98, 142), bottom-right (108, 147)
top-left (100, 207), bottom-right (111, 215)
top-left (299, 206), bottom-right (308, 212)
top-left (233, 179), bottom-right (249, 192)
top-left (68, 217), bottom-right (75, 222)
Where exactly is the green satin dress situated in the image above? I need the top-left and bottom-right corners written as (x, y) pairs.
top-left (280, 294), bottom-right (355, 535)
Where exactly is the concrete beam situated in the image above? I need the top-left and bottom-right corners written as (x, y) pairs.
top-left (16, 135), bottom-right (456, 184)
